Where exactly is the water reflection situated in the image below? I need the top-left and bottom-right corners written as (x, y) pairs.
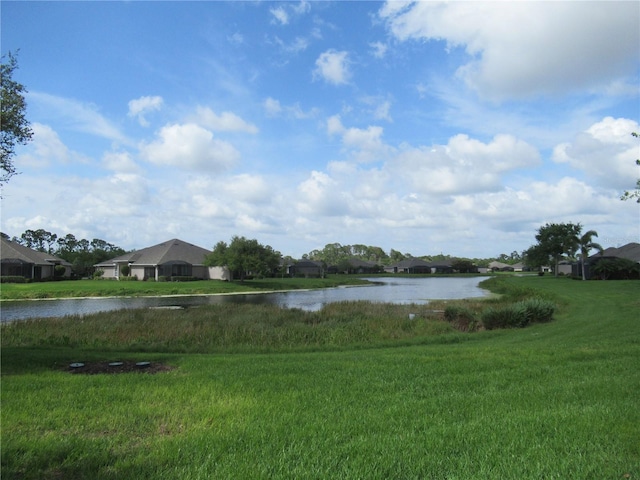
top-left (1, 276), bottom-right (489, 322)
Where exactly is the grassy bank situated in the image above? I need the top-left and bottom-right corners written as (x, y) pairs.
top-left (1, 276), bottom-right (639, 479)
top-left (0, 275), bottom-right (369, 300)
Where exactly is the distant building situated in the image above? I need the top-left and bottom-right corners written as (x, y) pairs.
top-left (95, 238), bottom-right (230, 281)
top-left (1, 238), bottom-right (71, 280)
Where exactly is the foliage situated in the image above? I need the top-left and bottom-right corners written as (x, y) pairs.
top-left (119, 264), bottom-right (130, 277)
top-left (206, 236), bottom-right (281, 281)
top-left (577, 229), bottom-right (602, 280)
top-left (0, 276), bottom-right (27, 283)
top-left (524, 223), bottom-right (588, 276)
top-left (620, 132), bottom-right (640, 203)
top-left (1, 278), bottom-right (638, 479)
top-left (10, 229), bottom-right (127, 277)
top-left (443, 304), bottom-right (478, 331)
top-left (480, 297), bottom-right (555, 330)
top-left (1, 51), bottom-right (33, 186)
top-left (592, 258), bottom-right (640, 280)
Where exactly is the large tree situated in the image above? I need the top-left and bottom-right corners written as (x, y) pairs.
top-left (524, 222), bottom-right (581, 276)
top-left (1, 51), bottom-right (33, 186)
top-left (206, 236), bottom-right (281, 282)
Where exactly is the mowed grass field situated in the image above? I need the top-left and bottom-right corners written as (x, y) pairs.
top-left (1, 276), bottom-right (639, 479)
top-left (0, 276), bottom-right (370, 300)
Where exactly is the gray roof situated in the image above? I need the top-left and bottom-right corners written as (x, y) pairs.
top-left (96, 239), bottom-right (210, 266)
top-left (390, 258), bottom-right (431, 269)
top-left (0, 238), bottom-right (71, 266)
top-left (591, 242), bottom-right (640, 263)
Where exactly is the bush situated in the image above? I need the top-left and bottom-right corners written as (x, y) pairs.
top-left (444, 304), bottom-right (479, 332)
top-left (170, 276), bottom-right (199, 282)
top-left (119, 275), bottom-right (138, 282)
top-left (93, 269), bottom-right (104, 279)
top-left (120, 265), bottom-right (131, 277)
top-left (481, 298), bottom-right (555, 330)
top-left (0, 276), bottom-right (27, 283)
top-left (54, 265), bottom-right (66, 278)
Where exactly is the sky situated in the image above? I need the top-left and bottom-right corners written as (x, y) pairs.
top-left (1, 1), bottom-right (639, 259)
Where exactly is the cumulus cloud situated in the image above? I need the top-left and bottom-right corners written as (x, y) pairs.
top-left (193, 106), bottom-right (258, 134)
top-left (553, 117), bottom-right (640, 190)
top-left (379, 1), bottom-right (640, 100)
top-left (139, 123), bottom-right (240, 172)
top-left (390, 133), bottom-right (540, 195)
top-left (326, 115), bottom-right (393, 163)
top-left (127, 95), bottom-right (163, 126)
top-left (314, 50), bottom-right (351, 85)
top-left (17, 123), bottom-right (72, 168)
top-left (102, 151), bottom-right (141, 173)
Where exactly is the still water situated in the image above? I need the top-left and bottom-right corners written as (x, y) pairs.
top-left (1, 276), bottom-right (490, 322)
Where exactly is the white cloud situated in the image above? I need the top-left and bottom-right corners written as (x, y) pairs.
top-left (370, 41), bottom-right (388, 59)
top-left (127, 95), bottom-right (163, 127)
top-left (314, 49), bottom-right (351, 85)
top-left (139, 123), bottom-right (240, 172)
top-left (553, 117), bottom-right (640, 190)
top-left (391, 133), bottom-right (540, 195)
top-left (270, 1), bottom-right (310, 25)
top-left (17, 123), bottom-right (72, 168)
top-left (263, 97), bottom-right (318, 119)
top-left (270, 6), bottom-right (289, 25)
top-left (379, 1), bottom-right (640, 100)
top-left (326, 115), bottom-right (393, 163)
top-left (28, 92), bottom-right (130, 145)
top-left (102, 151), bottom-right (141, 174)
top-left (193, 106), bottom-right (258, 134)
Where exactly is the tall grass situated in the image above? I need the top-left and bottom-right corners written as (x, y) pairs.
top-left (1, 301), bottom-right (454, 353)
top-left (2, 276), bottom-right (639, 479)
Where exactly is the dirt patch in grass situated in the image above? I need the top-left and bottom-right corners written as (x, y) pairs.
top-left (64, 360), bottom-right (174, 375)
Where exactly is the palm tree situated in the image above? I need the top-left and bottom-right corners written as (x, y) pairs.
top-left (577, 230), bottom-right (603, 280)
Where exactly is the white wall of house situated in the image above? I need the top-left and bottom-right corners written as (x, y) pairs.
top-left (208, 266), bottom-right (231, 281)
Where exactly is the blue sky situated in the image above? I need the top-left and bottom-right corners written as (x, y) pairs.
top-left (2, 1), bottom-right (639, 258)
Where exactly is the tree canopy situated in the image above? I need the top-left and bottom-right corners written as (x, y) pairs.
top-left (1, 51), bottom-right (33, 186)
top-left (205, 236), bottom-right (281, 281)
top-left (524, 222), bottom-right (582, 275)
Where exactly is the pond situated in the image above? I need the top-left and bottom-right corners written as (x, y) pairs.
top-left (1, 276), bottom-right (491, 322)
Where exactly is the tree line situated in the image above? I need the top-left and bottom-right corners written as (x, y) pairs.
top-left (3, 229), bottom-right (126, 278)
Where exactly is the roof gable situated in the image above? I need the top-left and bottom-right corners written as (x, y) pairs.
top-left (0, 238), bottom-right (71, 266)
top-left (98, 239), bottom-right (211, 266)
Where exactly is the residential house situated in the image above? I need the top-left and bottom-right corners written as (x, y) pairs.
top-left (427, 260), bottom-right (455, 274)
top-left (578, 242), bottom-right (640, 279)
top-left (385, 258), bottom-right (432, 274)
top-left (1, 237), bottom-right (72, 280)
top-left (95, 238), bottom-right (230, 281)
top-left (289, 259), bottom-right (325, 278)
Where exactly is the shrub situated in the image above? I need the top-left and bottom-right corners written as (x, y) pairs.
top-left (170, 276), bottom-right (199, 282)
top-left (519, 297), bottom-right (555, 323)
top-left (444, 304), bottom-right (479, 332)
top-left (481, 298), bottom-right (555, 330)
top-left (54, 265), bottom-right (66, 278)
top-left (93, 269), bottom-right (104, 279)
top-left (0, 276), bottom-right (27, 283)
top-left (119, 275), bottom-right (138, 282)
top-left (120, 265), bottom-right (131, 277)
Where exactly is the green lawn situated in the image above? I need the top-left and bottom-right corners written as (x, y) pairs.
top-left (0, 276), bottom-right (369, 300)
top-left (1, 276), bottom-right (639, 479)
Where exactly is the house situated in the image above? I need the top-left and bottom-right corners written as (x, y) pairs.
top-left (578, 242), bottom-right (640, 279)
top-left (95, 238), bottom-right (230, 281)
top-left (428, 260), bottom-right (456, 274)
top-left (1, 237), bottom-right (72, 280)
top-left (385, 258), bottom-right (432, 274)
top-left (289, 259), bottom-right (324, 278)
